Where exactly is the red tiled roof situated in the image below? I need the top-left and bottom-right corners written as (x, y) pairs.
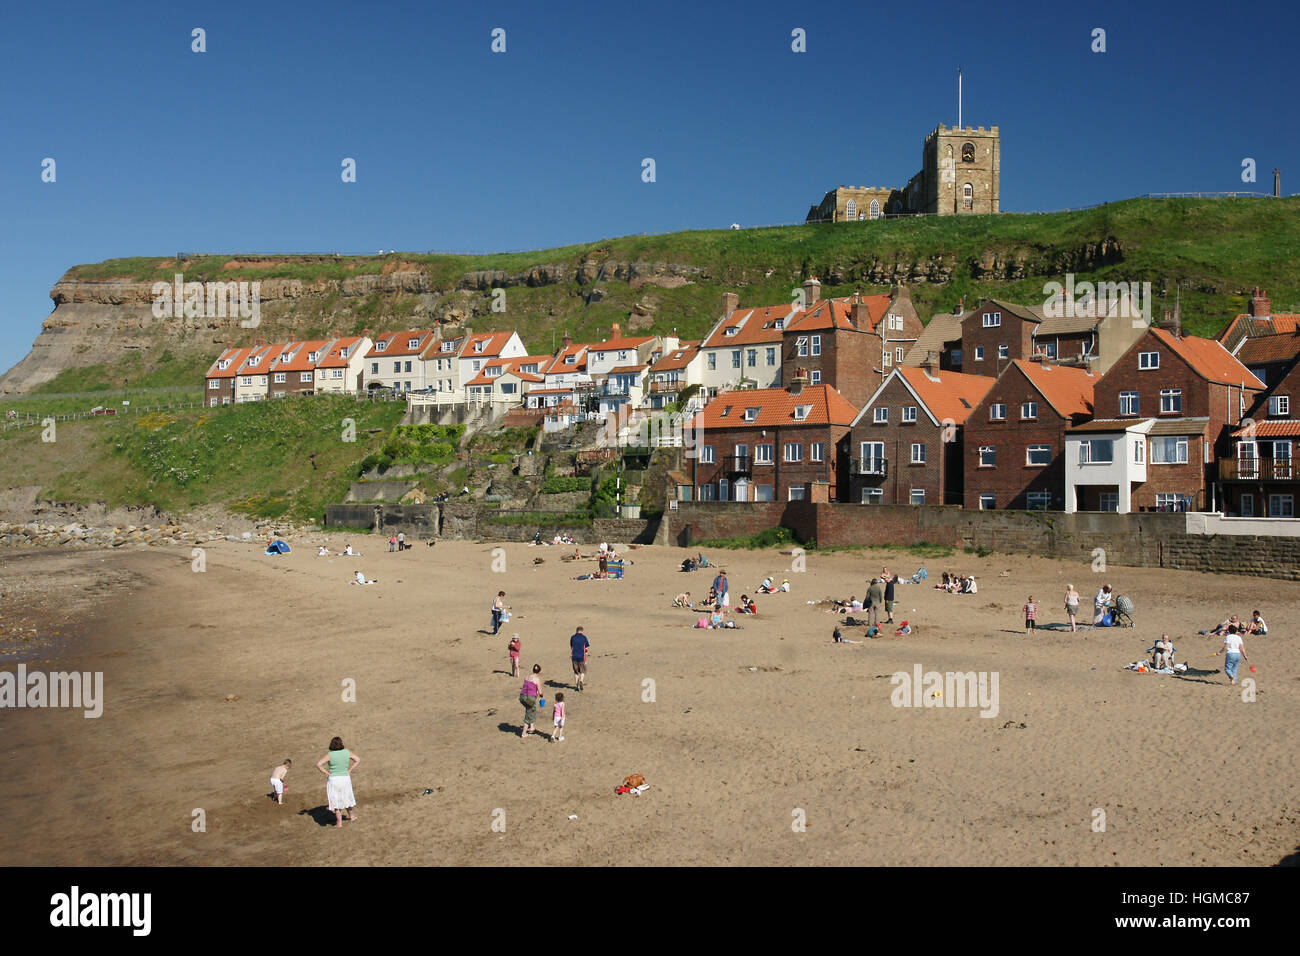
top-left (466, 356), bottom-right (545, 386)
top-left (366, 329), bottom-right (437, 358)
top-left (701, 304), bottom-right (795, 348)
top-left (895, 367), bottom-right (997, 426)
top-left (1235, 331), bottom-right (1300, 367)
top-left (240, 343), bottom-right (287, 374)
top-left (609, 364), bottom-right (647, 374)
top-left (462, 331), bottom-right (516, 359)
top-left (206, 346), bottom-right (258, 379)
top-left (317, 337), bottom-right (366, 368)
top-left (274, 339), bottom-right (332, 372)
top-left (788, 294), bottom-right (892, 333)
top-left (587, 336), bottom-right (654, 353)
top-left (1011, 360), bottom-right (1095, 418)
top-left (1150, 328), bottom-right (1264, 388)
top-left (650, 343), bottom-right (700, 373)
top-left (694, 385), bottom-right (858, 429)
top-left (1232, 420), bottom-right (1300, 438)
top-left (544, 344), bottom-right (588, 376)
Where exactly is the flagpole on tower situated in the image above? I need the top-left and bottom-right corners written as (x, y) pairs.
top-left (958, 68), bottom-right (962, 128)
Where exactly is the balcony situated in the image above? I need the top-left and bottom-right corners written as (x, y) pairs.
top-left (723, 454), bottom-right (753, 476)
top-left (600, 383), bottom-right (634, 397)
top-left (648, 379), bottom-right (681, 394)
top-left (1219, 458), bottom-right (1296, 481)
top-left (851, 457), bottom-right (889, 478)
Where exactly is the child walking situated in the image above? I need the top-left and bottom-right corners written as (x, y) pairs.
top-left (1023, 596), bottom-right (1038, 634)
top-left (507, 634), bottom-right (521, 677)
top-left (551, 692), bottom-right (566, 742)
top-left (270, 758), bottom-right (292, 804)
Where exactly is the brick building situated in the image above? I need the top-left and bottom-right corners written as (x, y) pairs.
top-left (267, 339), bottom-right (330, 398)
top-left (848, 365), bottom-right (995, 505)
top-left (1219, 288), bottom-right (1300, 388)
top-left (1218, 353), bottom-right (1300, 517)
top-left (1070, 328), bottom-right (1262, 512)
top-left (690, 382), bottom-right (857, 502)
top-left (952, 298), bottom-right (1042, 377)
top-left (964, 360), bottom-right (1096, 510)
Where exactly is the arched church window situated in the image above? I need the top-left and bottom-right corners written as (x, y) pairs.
top-left (962, 142), bottom-right (976, 163)
top-left (869, 199), bottom-right (880, 220)
top-left (962, 182), bottom-right (974, 210)
top-left (844, 199), bottom-right (857, 221)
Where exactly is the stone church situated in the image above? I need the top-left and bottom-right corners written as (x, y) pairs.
top-left (806, 124), bottom-right (1000, 222)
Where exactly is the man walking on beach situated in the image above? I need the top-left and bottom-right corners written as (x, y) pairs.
top-left (491, 591), bottom-right (507, 635)
top-left (570, 625), bottom-right (590, 692)
top-left (712, 570), bottom-right (729, 608)
top-left (867, 577), bottom-right (884, 629)
top-left (882, 569), bottom-right (896, 624)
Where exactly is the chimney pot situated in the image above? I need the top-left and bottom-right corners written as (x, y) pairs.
top-left (722, 291), bottom-right (739, 319)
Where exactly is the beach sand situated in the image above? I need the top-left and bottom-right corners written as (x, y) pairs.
top-left (0, 539), bottom-right (1296, 866)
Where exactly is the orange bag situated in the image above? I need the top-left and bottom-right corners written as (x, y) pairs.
top-left (623, 773), bottom-right (646, 789)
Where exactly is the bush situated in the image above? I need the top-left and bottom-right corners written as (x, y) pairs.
top-left (540, 475), bottom-right (590, 494)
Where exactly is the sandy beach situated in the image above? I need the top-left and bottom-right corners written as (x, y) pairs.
top-left (0, 538), bottom-right (1296, 867)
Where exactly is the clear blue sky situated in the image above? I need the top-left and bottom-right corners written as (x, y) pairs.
top-left (1, 0), bottom-right (1296, 376)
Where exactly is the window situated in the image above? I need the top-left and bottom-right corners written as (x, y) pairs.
top-left (408, 338), bottom-right (419, 350)
top-left (793, 404), bottom-right (812, 421)
top-left (1099, 493), bottom-right (1119, 512)
top-left (963, 183), bottom-right (973, 209)
top-left (1021, 401), bottom-right (1038, 420)
top-left (766, 347), bottom-right (776, 366)
top-left (240, 376), bottom-right (252, 386)
top-left (788, 486), bottom-right (806, 501)
top-left (1078, 438), bottom-right (1114, 464)
top-left (375, 341), bottom-right (387, 352)
top-left (873, 407), bottom-right (889, 424)
top-left (1240, 493), bottom-right (1254, 516)
top-left (896, 347), bottom-right (905, 362)
top-left (755, 443), bottom-right (774, 464)
top-left (911, 443), bottom-right (926, 464)
top-left (860, 441), bottom-right (885, 473)
top-left (903, 406), bottom-right (918, 423)
top-left (861, 487), bottom-right (883, 504)
top-left (501, 382), bottom-right (517, 394)
top-left (338, 348), bottom-right (349, 359)
top-left (731, 350), bottom-right (741, 369)
top-left (1134, 439), bottom-right (1145, 464)
top-left (962, 142), bottom-right (975, 163)
top-left (1027, 491), bottom-right (1051, 510)
top-left (1026, 444), bottom-right (1051, 466)
top-left (810, 370), bottom-right (822, 385)
top-left (811, 442), bottom-right (826, 462)
top-left (208, 380), bottom-right (219, 389)
top-left (883, 352), bottom-right (892, 368)
top-left (1119, 391), bottom-right (1139, 416)
top-left (723, 327), bottom-right (738, 337)
top-left (274, 373), bottom-right (286, 383)
top-left (1269, 395), bottom-right (1289, 417)
top-left (890, 315), bottom-right (904, 331)
top-left (756, 485), bottom-right (774, 502)
top-left (700, 445), bottom-right (715, 464)
top-left (909, 488), bottom-right (926, 505)
top-left (811, 335), bottom-right (822, 356)
top-left (300, 372), bottom-right (312, 383)
top-left (441, 341), bottom-right (454, 352)
top-left (990, 403), bottom-right (1006, 421)
top-left (1160, 388), bottom-right (1182, 414)
top-left (734, 443), bottom-right (749, 461)
top-left (979, 494), bottom-right (995, 510)
top-left (869, 199), bottom-right (880, 220)
top-left (707, 353), bottom-right (716, 370)
top-left (472, 361), bottom-right (481, 372)
top-left (979, 446), bottom-right (997, 467)
top-left (785, 443), bottom-right (803, 462)
top-left (975, 346), bottom-right (985, 361)
top-left (998, 344), bottom-right (1009, 359)
top-left (797, 337), bottom-right (809, 357)
top-left (333, 369), bottom-right (344, 379)
top-left (1149, 436), bottom-right (1188, 464)
top-left (951, 349), bottom-right (964, 366)
top-left (720, 406), bottom-right (731, 417)
top-left (1139, 351), bottom-right (1159, 370)
top-left (845, 199), bottom-right (857, 220)
top-left (982, 312), bottom-right (1001, 327)
top-left (1155, 493), bottom-right (1187, 511)
top-left (743, 407), bottom-right (760, 422)
top-left (747, 349), bottom-right (757, 368)
top-left (474, 341), bottom-right (486, 353)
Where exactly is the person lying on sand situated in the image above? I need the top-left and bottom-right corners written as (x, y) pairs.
top-left (1207, 614), bottom-right (1242, 637)
top-left (832, 626), bottom-right (862, 645)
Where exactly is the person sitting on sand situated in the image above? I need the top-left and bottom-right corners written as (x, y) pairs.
top-left (350, 570), bottom-right (374, 585)
top-left (1247, 610), bottom-right (1267, 635)
top-left (343, 543), bottom-right (360, 556)
top-left (778, 579), bottom-right (791, 593)
top-left (1208, 614), bottom-right (1241, 637)
top-left (1151, 635), bottom-right (1175, 669)
top-left (317, 546), bottom-right (330, 557)
top-left (673, 592), bottom-right (693, 608)
top-left (895, 620), bottom-right (913, 636)
top-left (703, 586), bottom-right (718, 609)
top-left (937, 572), bottom-right (950, 590)
top-left (758, 576), bottom-right (774, 594)
top-left (737, 594), bottom-right (756, 615)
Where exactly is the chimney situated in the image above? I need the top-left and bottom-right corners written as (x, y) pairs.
top-left (611, 321), bottom-right (621, 338)
top-left (851, 295), bottom-right (872, 331)
top-left (722, 292), bottom-right (739, 319)
top-left (789, 368), bottom-right (809, 396)
top-left (561, 330), bottom-right (572, 349)
top-left (1250, 287), bottom-right (1272, 319)
top-left (1275, 168), bottom-right (1281, 198)
top-left (802, 277), bottom-right (821, 307)
top-left (956, 296), bottom-right (965, 315)
top-left (922, 352), bottom-right (939, 378)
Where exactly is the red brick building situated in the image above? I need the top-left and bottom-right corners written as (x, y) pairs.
top-left (951, 298), bottom-right (1041, 377)
top-left (1218, 353), bottom-right (1300, 517)
top-left (964, 360), bottom-right (1096, 510)
top-left (690, 382), bottom-right (857, 502)
top-left (848, 365), bottom-right (995, 505)
top-left (1218, 288), bottom-right (1300, 389)
top-left (204, 346), bottom-right (257, 406)
top-left (1088, 328), bottom-right (1262, 511)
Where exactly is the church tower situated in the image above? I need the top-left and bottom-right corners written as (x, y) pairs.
top-left (919, 125), bottom-right (1000, 215)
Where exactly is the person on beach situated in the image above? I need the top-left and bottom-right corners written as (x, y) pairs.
top-left (398, 531), bottom-right (405, 551)
top-left (508, 634), bottom-right (521, 677)
top-left (1023, 596), bottom-right (1038, 634)
top-left (317, 546), bottom-right (330, 557)
top-left (491, 591), bottom-right (508, 635)
top-left (350, 570), bottom-right (374, 585)
top-left (866, 578), bottom-right (884, 628)
top-left (883, 570), bottom-right (897, 624)
top-left (388, 534), bottom-right (397, 552)
top-left (551, 692), bottom-right (566, 743)
top-left (1064, 584), bottom-right (1081, 632)
top-left (713, 570), bottom-right (729, 607)
top-left (315, 737), bottom-right (359, 828)
top-left (1094, 584), bottom-right (1113, 626)
top-left (519, 664), bottom-right (542, 737)
top-left (270, 758), bottom-right (292, 804)
top-left (570, 626), bottom-right (590, 691)
top-left (1152, 635), bottom-right (1175, 669)
top-left (1220, 627), bottom-right (1248, 685)
top-left (1247, 610), bottom-right (1268, 635)
top-left (673, 592), bottom-right (693, 608)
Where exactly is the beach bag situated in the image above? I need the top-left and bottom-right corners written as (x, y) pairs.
top-left (500, 610), bottom-right (512, 624)
top-left (623, 773), bottom-right (646, 789)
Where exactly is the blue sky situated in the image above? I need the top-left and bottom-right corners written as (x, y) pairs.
top-left (1, 0), bottom-right (1296, 376)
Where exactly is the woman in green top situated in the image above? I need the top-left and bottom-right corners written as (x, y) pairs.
top-left (315, 736), bottom-right (360, 828)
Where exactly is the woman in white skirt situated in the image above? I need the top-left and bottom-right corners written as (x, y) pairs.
top-left (315, 736), bottom-right (360, 828)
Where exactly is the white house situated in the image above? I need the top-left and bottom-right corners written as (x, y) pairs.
top-left (457, 330), bottom-right (527, 393)
top-left (364, 329), bottom-right (438, 391)
top-left (465, 356), bottom-right (545, 406)
top-left (698, 303), bottom-right (792, 394)
top-left (233, 344), bottom-right (286, 402)
top-left (1063, 418), bottom-right (1154, 513)
top-left (314, 336), bottom-right (372, 393)
top-left (645, 341), bottom-right (704, 411)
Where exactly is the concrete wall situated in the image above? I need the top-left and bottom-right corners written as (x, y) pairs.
top-left (325, 503), bottom-right (656, 545)
top-left (663, 502), bottom-right (1300, 579)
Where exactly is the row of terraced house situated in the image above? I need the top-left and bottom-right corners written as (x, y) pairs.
top-left (204, 283), bottom-right (1300, 517)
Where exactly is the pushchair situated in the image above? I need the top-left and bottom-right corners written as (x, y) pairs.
top-left (1113, 594), bottom-right (1136, 628)
top-left (911, 565), bottom-right (928, 583)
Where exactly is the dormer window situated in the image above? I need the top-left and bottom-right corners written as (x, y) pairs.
top-left (487, 366), bottom-right (501, 377)
top-left (376, 341), bottom-right (387, 351)
top-left (217, 360), bottom-right (229, 370)
top-left (339, 348), bottom-right (349, 359)
top-left (774, 319), bottom-right (784, 330)
top-left (724, 327), bottom-right (739, 337)
top-left (793, 404), bottom-right (812, 421)
top-left (249, 356), bottom-right (260, 366)
top-left (744, 407), bottom-right (760, 422)
top-left (474, 341), bottom-right (486, 353)
top-left (564, 355), bottom-right (576, 365)
top-left (720, 406), bottom-right (731, 417)
top-left (407, 338), bottom-right (419, 349)
top-left (308, 352), bottom-right (319, 362)
top-left (1269, 395), bottom-right (1290, 417)
top-left (441, 341), bottom-right (454, 352)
